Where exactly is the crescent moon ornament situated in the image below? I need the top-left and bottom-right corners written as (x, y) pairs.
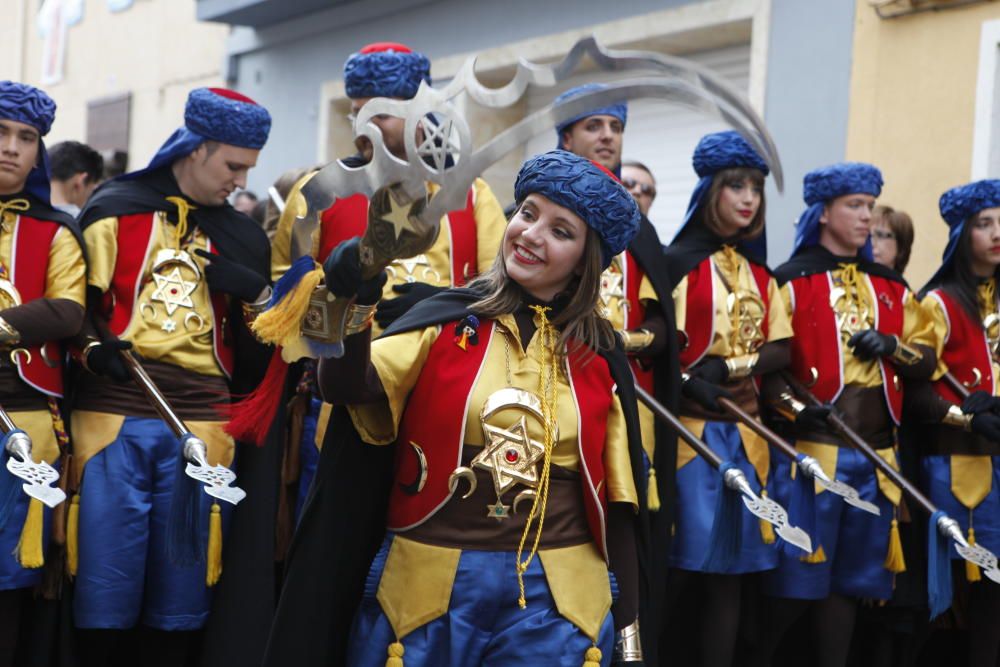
top-left (398, 441), bottom-right (429, 495)
top-left (139, 302), bottom-right (157, 321)
top-left (184, 312), bottom-right (205, 332)
top-left (447, 466), bottom-right (477, 499)
top-left (964, 367), bottom-right (984, 390)
top-left (512, 489), bottom-right (536, 515)
top-left (9, 348), bottom-right (30, 366)
top-left (39, 344), bottom-right (58, 369)
top-left (151, 247), bottom-right (202, 281)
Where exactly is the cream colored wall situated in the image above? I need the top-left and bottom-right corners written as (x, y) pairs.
top-left (0, 0), bottom-right (229, 169)
top-left (846, 0), bottom-right (1000, 288)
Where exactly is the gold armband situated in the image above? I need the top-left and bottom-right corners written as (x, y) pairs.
top-left (771, 390), bottom-right (807, 422)
top-left (890, 335), bottom-right (923, 366)
top-left (343, 302), bottom-right (377, 336)
top-left (241, 286), bottom-right (273, 328)
top-left (725, 353), bottom-right (759, 380)
top-left (613, 619), bottom-right (643, 663)
top-left (620, 328), bottom-right (655, 353)
top-left (0, 316), bottom-right (20, 347)
top-left (943, 404), bottom-right (974, 432)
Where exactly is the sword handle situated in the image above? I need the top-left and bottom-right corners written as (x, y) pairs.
top-left (780, 371), bottom-right (937, 517)
top-left (635, 384), bottom-right (723, 469)
top-left (942, 371), bottom-right (972, 400)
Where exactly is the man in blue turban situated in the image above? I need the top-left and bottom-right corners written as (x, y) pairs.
top-left (753, 163), bottom-right (937, 667)
top-left (552, 83), bottom-right (679, 666)
top-left (0, 80), bottom-right (89, 665)
top-left (71, 87), bottom-right (273, 664)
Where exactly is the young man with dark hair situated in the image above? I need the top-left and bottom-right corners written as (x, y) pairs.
top-left (48, 140), bottom-right (103, 215)
top-left (232, 189), bottom-right (257, 215)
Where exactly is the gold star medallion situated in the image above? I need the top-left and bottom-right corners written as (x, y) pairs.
top-left (150, 267), bottom-right (197, 316)
top-left (473, 415), bottom-right (546, 497)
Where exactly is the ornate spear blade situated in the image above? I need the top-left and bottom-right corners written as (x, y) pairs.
top-left (4, 430), bottom-right (65, 508)
top-left (938, 515), bottom-right (1000, 584)
top-left (797, 456), bottom-right (881, 516)
top-left (182, 434), bottom-right (246, 506)
top-left (723, 466), bottom-right (813, 554)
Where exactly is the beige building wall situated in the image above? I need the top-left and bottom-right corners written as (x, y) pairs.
top-left (0, 0), bottom-right (228, 170)
top-left (846, 0), bottom-right (1000, 288)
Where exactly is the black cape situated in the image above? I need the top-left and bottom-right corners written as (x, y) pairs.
top-left (78, 167), bottom-right (278, 666)
top-left (263, 288), bottom-right (651, 667)
top-left (772, 244), bottom-right (907, 288)
top-left (663, 222), bottom-right (770, 291)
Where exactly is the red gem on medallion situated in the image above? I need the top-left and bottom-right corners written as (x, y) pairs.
top-left (505, 449), bottom-right (519, 463)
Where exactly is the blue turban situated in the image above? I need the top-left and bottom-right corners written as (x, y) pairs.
top-left (126, 87), bottom-right (271, 180)
top-left (554, 83), bottom-right (628, 150)
top-left (344, 42), bottom-right (430, 100)
top-left (0, 81), bottom-right (57, 202)
top-left (791, 162), bottom-right (883, 258)
top-left (514, 150), bottom-right (639, 269)
top-left (927, 179), bottom-right (1000, 287)
top-left (674, 130), bottom-right (770, 255)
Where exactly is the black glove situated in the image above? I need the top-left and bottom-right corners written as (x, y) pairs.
top-left (796, 404), bottom-right (834, 432)
top-left (689, 356), bottom-right (728, 385)
top-left (970, 411), bottom-right (1000, 442)
top-left (375, 282), bottom-right (445, 329)
top-left (85, 340), bottom-right (133, 383)
top-left (681, 375), bottom-right (732, 413)
top-left (961, 390), bottom-right (1000, 415)
top-left (847, 329), bottom-right (897, 361)
top-left (193, 249), bottom-right (268, 303)
top-left (322, 239), bottom-right (387, 305)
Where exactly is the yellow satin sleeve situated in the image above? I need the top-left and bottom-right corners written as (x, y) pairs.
top-left (472, 178), bottom-right (507, 275)
top-left (83, 217), bottom-right (119, 293)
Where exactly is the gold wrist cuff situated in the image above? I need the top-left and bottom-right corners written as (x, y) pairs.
top-left (943, 404), bottom-right (974, 431)
top-left (343, 302), bottom-right (377, 336)
top-left (0, 316), bottom-right (20, 347)
top-left (613, 618), bottom-right (643, 662)
top-left (772, 390), bottom-right (807, 422)
top-left (725, 353), bottom-right (759, 380)
top-left (620, 328), bottom-right (655, 353)
top-left (241, 286), bottom-right (272, 327)
top-left (891, 336), bottom-right (923, 366)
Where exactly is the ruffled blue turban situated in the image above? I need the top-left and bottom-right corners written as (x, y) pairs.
top-left (344, 42), bottom-right (430, 100)
top-left (791, 162), bottom-right (883, 258)
top-left (674, 130), bottom-right (770, 255)
top-left (554, 83), bottom-right (628, 150)
top-left (514, 150), bottom-right (639, 269)
top-left (927, 179), bottom-right (1000, 286)
top-left (0, 81), bottom-right (57, 202)
top-left (126, 87), bottom-right (271, 180)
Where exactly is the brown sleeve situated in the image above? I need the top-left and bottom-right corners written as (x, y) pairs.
top-left (633, 300), bottom-right (668, 358)
top-left (316, 330), bottom-right (386, 405)
top-left (1, 298), bottom-right (84, 347)
top-left (894, 343), bottom-right (937, 380)
top-left (607, 501), bottom-right (639, 631)
top-left (903, 379), bottom-right (952, 424)
top-left (754, 339), bottom-right (790, 377)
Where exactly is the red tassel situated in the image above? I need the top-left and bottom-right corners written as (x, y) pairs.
top-left (224, 349), bottom-right (289, 446)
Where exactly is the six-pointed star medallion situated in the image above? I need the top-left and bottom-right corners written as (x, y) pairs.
top-left (150, 267), bottom-right (197, 316)
top-left (473, 414), bottom-right (545, 498)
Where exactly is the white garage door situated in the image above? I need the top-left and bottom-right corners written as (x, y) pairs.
top-left (524, 44), bottom-right (751, 246)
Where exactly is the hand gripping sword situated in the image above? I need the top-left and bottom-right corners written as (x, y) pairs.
top-left (0, 405), bottom-right (65, 508)
top-left (282, 36), bottom-right (783, 354)
top-left (634, 384), bottom-right (813, 555)
top-left (715, 395), bottom-right (880, 516)
top-left (116, 350), bottom-right (246, 506)
top-left (782, 371), bottom-right (1000, 584)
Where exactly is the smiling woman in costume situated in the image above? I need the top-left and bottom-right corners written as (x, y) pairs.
top-left (660, 130), bottom-right (791, 667)
top-left (265, 150), bottom-right (647, 667)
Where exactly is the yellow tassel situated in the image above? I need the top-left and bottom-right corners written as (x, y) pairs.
top-left (884, 518), bottom-right (907, 574)
top-left (647, 466), bottom-right (661, 512)
top-left (206, 503), bottom-right (223, 586)
top-left (16, 498), bottom-right (44, 569)
top-left (385, 641), bottom-right (404, 667)
top-left (251, 266), bottom-right (324, 347)
top-left (801, 544), bottom-right (827, 564)
top-left (966, 527), bottom-right (982, 583)
top-left (66, 495), bottom-right (79, 576)
top-left (759, 490), bottom-right (776, 544)
top-left (583, 646), bottom-right (602, 667)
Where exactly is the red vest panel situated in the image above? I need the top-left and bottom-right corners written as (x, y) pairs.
top-left (788, 271), bottom-right (906, 424)
top-left (10, 216), bottom-right (65, 397)
top-left (387, 320), bottom-right (616, 560)
top-left (105, 212), bottom-right (234, 378)
top-left (927, 289), bottom-right (994, 404)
